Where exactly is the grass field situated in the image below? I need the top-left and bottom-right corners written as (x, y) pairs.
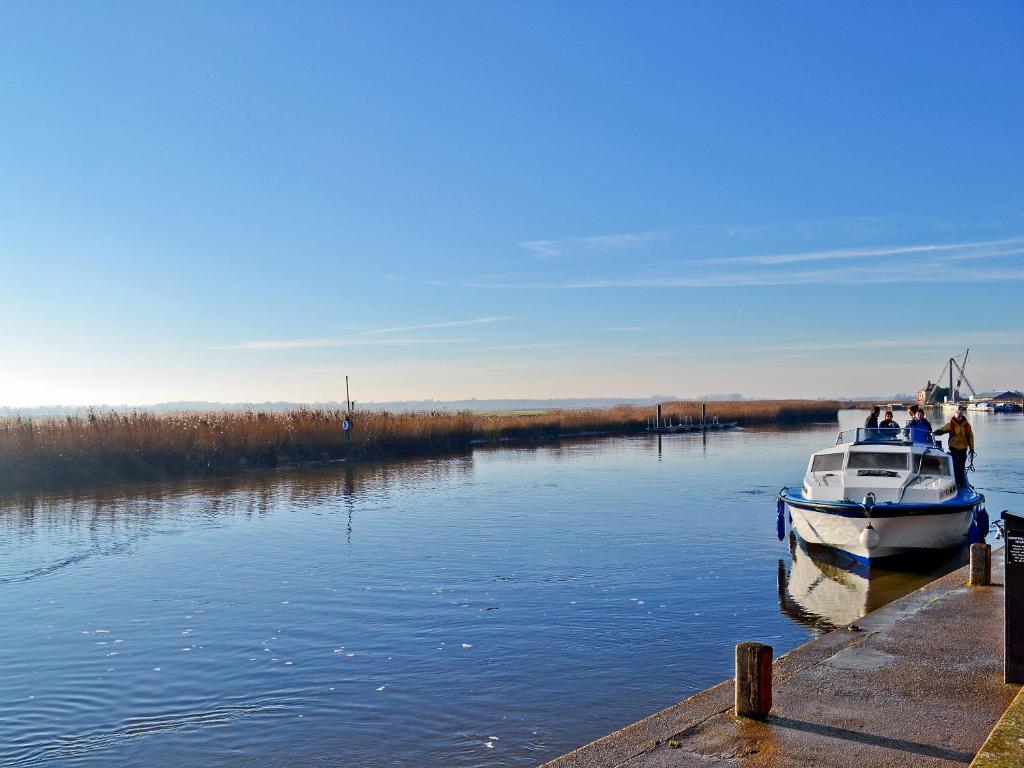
top-left (0, 400), bottom-right (845, 490)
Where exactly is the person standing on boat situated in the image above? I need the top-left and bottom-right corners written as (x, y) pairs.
top-left (905, 404), bottom-right (918, 426)
top-left (934, 405), bottom-right (975, 487)
top-left (864, 405), bottom-right (880, 429)
top-left (907, 406), bottom-right (933, 443)
top-left (905, 404), bottom-right (932, 429)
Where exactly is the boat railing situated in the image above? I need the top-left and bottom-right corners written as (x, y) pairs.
top-left (835, 427), bottom-right (939, 447)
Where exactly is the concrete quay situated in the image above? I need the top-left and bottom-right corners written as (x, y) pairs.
top-left (543, 547), bottom-right (1018, 768)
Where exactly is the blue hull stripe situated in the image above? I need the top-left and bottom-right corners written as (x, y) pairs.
top-left (782, 492), bottom-right (982, 519)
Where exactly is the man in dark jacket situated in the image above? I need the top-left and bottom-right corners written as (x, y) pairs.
top-left (878, 410), bottom-right (900, 436)
top-left (914, 408), bottom-right (933, 431)
top-left (864, 405), bottom-right (880, 429)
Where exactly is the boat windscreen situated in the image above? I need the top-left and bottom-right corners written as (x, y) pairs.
top-left (811, 453), bottom-right (844, 472)
top-left (847, 452), bottom-right (909, 471)
top-left (919, 455), bottom-right (951, 476)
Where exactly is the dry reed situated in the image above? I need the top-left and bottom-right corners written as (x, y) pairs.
top-left (0, 400), bottom-right (842, 490)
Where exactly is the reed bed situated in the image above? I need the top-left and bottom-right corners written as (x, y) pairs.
top-left (0, 400), bottom-right (842, 490)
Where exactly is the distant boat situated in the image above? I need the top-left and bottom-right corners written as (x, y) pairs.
top-left (967, 401), bottom-right (994, 412)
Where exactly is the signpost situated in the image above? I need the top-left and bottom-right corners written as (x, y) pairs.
top-left (343, 376), bottom-right (353, 459)
top-left (1003, 510), bottom-right (1024, 683)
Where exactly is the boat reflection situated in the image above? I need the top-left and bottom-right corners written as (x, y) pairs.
top-left (777, 533), bottom-right (969, 632)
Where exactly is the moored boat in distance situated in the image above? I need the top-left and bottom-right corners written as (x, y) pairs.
top-left (967, 400), bottom-right (995, 412)
top-left (778, 427), bottom-right (986, 561)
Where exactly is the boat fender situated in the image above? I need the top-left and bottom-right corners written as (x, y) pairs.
top-left (776, 495), bottom-right (786, 541)
top-left (967, 506), bottom-right (988, 545)
top-left (859, 524), bottom-right (880, 551)
top-left (976, 507), bottom-right (989, 541)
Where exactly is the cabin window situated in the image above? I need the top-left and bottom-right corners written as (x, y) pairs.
top-left (847, 452), bottom-right (909, 471)
top-left (811, 452), bottom-right (844, 472)
top-left (919, 455), bottom-right (951, 476)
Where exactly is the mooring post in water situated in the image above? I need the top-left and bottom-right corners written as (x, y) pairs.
top-left (735, 642), bottom-right (772, 719)
top-left (656, 404), bottom-right (662, 429)
top-left (969, 543), bottom-right (992, 587)
top-left (701, 402), bottom-right (707, 430)
top-left (1004, 511), bottom-right (1024, 683)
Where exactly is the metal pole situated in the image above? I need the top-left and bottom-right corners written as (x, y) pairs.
top-left (346, 376), bottom-right (352, 413)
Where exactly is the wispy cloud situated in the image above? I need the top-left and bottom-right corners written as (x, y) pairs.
top-left (464, 235), bottom-right (1024, 289)
top-left (568, 265), bottom-right (1024, 289)
top-left (225, 316), bottom-right (515, 351)
top-left (616, 330), bottom-right (1024, 363)
top-left (225, 337), bottom-right (471, 351)
top-left (693, 236), bottom-right (1024, 267)
top-left (518, 230), bottom-right (670, 259)
top-left (602, 325), bottom-right (665, 332)
top-left (362, 316), bottom-right (515, 335)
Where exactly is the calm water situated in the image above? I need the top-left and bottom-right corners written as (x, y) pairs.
top-left (2, 410), bottom-right (1021, 767)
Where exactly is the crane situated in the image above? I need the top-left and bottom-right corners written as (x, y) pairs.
top-left (925, 349), bottom-right (978, 404)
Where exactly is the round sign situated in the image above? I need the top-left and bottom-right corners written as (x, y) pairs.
top-left (342, 419), bottom-right (350, 431)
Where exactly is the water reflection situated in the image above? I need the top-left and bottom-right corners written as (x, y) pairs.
top-left (777, 533), bottom-right (969, 631)
top-left (0, 457), bottom-right (473, 585)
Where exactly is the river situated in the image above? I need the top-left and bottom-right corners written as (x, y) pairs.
top-left (2, 409), bottom-right (1020, 767)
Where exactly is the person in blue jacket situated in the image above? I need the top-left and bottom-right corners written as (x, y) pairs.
top-left (906, 405), bottom-right (933, 443)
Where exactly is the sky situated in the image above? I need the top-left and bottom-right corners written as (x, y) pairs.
top-left (1, 1), bottom-right (1022, 406)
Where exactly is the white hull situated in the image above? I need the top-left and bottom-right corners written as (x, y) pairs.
top-left (787, 504), bottom-right (974, 560)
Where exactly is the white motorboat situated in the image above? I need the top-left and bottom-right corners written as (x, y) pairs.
top-left (778, 427), bottom-right (986, 561)
top-left (967, 400), bottom-right (994, 412)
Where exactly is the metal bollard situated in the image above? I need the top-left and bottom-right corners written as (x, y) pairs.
top-left (969, 543), bottom-right (992, 587)
top-left (735, 642), bottom-right (772, 719)
top-left (1003, 511), bottom-right (1024, 683)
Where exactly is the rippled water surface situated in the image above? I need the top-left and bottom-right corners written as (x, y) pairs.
top-left (2, 410), bottom-right (1020, 767)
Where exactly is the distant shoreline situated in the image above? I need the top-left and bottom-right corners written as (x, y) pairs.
top-left (0, 400), bottom-right (849, 493)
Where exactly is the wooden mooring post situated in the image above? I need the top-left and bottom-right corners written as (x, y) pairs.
top-left (656, 404), bottom-right (662, 429)
top-left (969, 543), bottom-right (992, 587)
top-left (735, 642), bottom-right (772, 719)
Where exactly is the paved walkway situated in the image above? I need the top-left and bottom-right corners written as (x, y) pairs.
top-left (543, 548), bottom-right (1017, 768)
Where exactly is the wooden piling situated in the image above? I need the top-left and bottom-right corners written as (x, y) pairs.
top-left (656, 404), bottom-right (662, 429)
top-left (735, 642), bottom-right (772, 719)
top-left (701, 402), bottom-right (707, 429)
top-left (969, 543), bottom-right (992, 587)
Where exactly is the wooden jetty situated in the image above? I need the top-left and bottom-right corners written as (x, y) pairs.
top-left (647, 402), bottom-right (739, 434)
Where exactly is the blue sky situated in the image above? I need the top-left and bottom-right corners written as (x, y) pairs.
top-left (1, 2), bottom-right (1022, 405)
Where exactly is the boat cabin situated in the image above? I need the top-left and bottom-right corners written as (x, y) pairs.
top-left (802, 428), bottom-right (957, 505)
